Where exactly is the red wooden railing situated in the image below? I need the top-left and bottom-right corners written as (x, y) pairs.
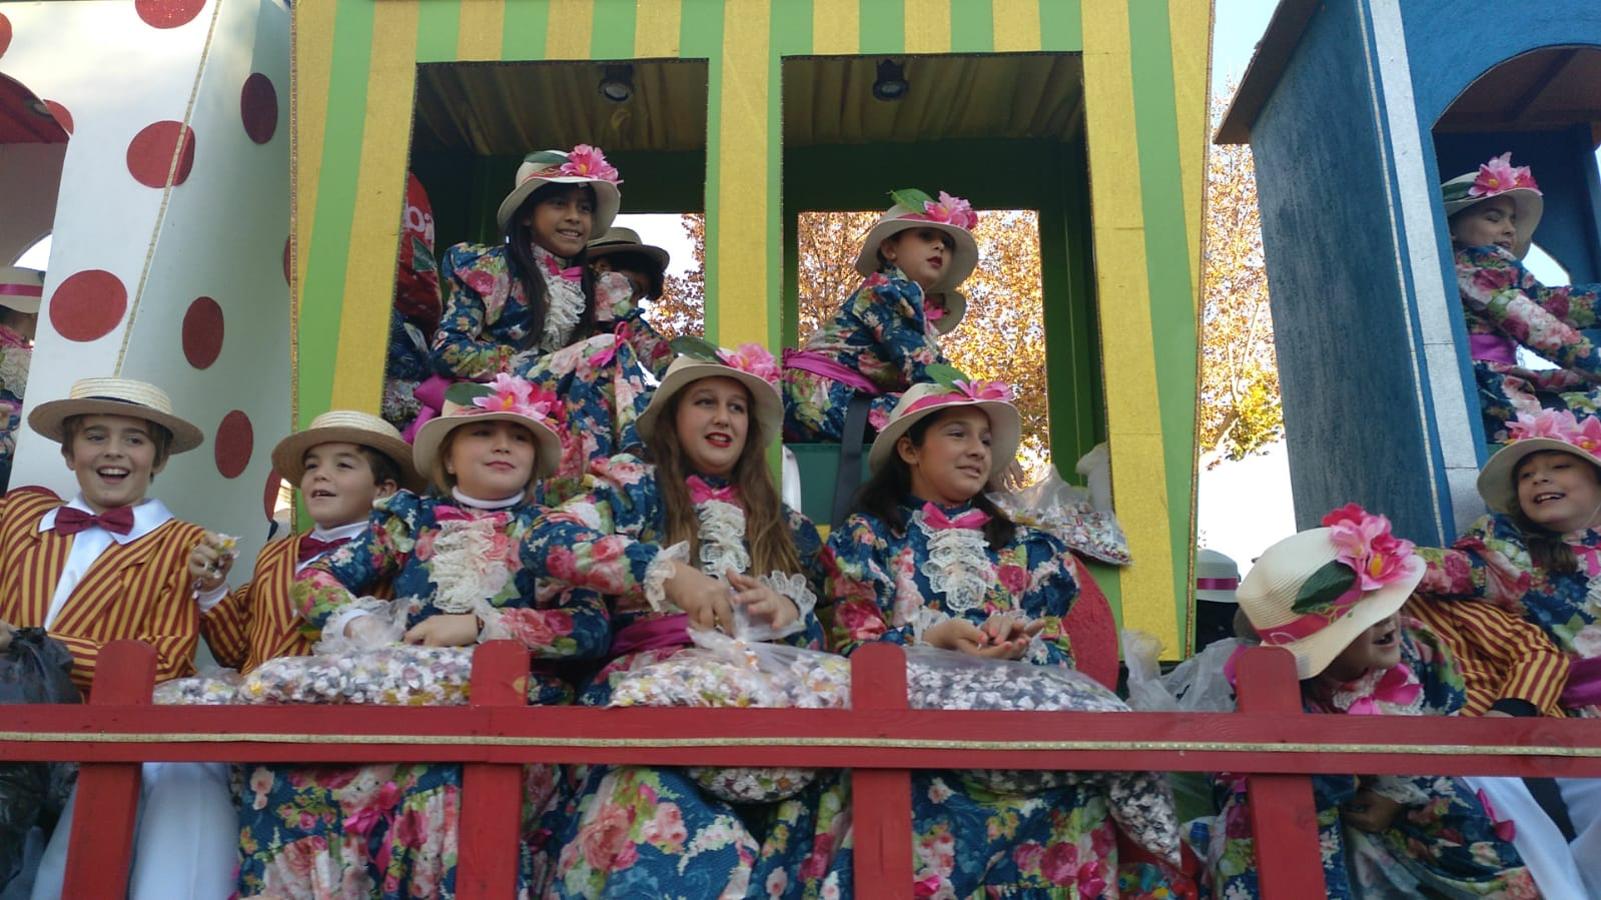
top-left (4, 640), bottom-right (1601, 898)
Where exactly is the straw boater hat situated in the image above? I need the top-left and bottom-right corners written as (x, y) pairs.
top-left (1440, 152), bottom-right (1543, 259)
top-left (29, 377), bottom-right (204, 452)
top-left (1236, 510), bottom-right (1424, 679)
top-left (586, 226), bottom-right (669, 299)
top-left (867, 376), bottom-right (1021, 485)
top-left (1476, 409), bottom-right (1601, 514)
top-left (854, 188), bottom-right (980, 297)
top-left (411, 375), bottom-right (566, 489)
top-left (637, 339), bottom-right (783, 445)
top-left (271, 410), bottom-right (424, 492)
top-left (495, 146), bottom-right (623, 236)
top-left (0, 267), bottom-right (43, 315)
top-left (1195, 548), bottom-right (1240, 603)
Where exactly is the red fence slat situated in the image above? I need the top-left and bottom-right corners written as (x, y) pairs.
top-left (849, 642), bottom-right (914, 899)
top-left (455, 640), bottom-right (529, 899)
top-left (1234, 647), bottom-right (1326, 898)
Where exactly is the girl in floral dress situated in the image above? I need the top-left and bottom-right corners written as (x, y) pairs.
top-left (425, 146), bottom-right (671, 497)
top-left (0, 266), bottom-right (40, 491)
top-left (1442, 152), bottom-right (1601, 442)
top-left (783, 188), bottom-right (977, 442)
top-left (1207, 509), bottom-right (1536, 898)
top-left (823, 378), bottom-right (1183, 898)
top-left (238, 376), bottom-right (611, 899)
top-left (524, 342), bottom-right (845, 898)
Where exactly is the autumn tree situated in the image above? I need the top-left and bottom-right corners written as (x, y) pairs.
top-left (1199, 91), bottom-right (1282, 466)
top-left (649, 214), bottom-right (706, 338)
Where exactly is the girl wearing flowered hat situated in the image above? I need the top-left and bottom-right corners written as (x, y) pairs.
top-left (522, 341), bottom-right (840, 897)
top-left (0, 266), bottom-right (41, 491)
top-left (822, 375), bottom-right (1185, 898)
top-left (782, 188), bottom-right (977, 443)
top-left (423, 146), bottom-right (672, 499)
top-left (1205, 509), bottom-right (1540, 898)
top-left (1443, 153), bottom-right (1601, 442)
top-left (238, 377), bottom-right (612, 898)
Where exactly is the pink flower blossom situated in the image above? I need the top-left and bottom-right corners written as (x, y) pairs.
top-left (1506, 408), bottom-right (1579, 443)
top-left (1039, 841), bottom-right (1080, 885)
top-left (1573, 416), bottom-right (1601, 454)
top-left (559, 144), bottom-right (622, 184)
top-left (716, 342), bottom-right (781, 385)
top-left (1325, 506), bottom-right (1416, 591)
top-left (577, 803), bottom-right (634, 870)
top-left (1011, 841), bottom-right (1044, 873)
top-left (799, 834), bottom-right (834, 880)
top-left (473, 373), bottom-right (562, 424)
top-left (919, 191), bottom-right (978, 230)
top-left (997, 565), bottom-right (1029, 595)
top-left (1470, 152), bottom-right (1538, 198)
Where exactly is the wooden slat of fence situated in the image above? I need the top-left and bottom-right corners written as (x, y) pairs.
top-left (1234, 647), bottom-right (1327, 898)
top-left (456, 641), bottom-right (529, 898)
top-left (62, 640), bottom-right (153, 897)
top-left (849, 642), bottom-right (915, 898)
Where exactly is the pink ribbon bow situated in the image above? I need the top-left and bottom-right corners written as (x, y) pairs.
top-left (542, 254), bottom-right (583, 283)
top-left (687, 475), bottom-right (738, 505)
top-left (921, 502), bottom-right (989, 531)
top-left (1341, 664), bottom-right (1422, 715)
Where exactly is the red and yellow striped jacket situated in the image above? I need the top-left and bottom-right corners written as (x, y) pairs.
top-left (200, 535), bottom-right (313, 674)
top-left (0, 487), bottom-right (205, 693)
top-left (1405, 596), bottom-right (1569, 717)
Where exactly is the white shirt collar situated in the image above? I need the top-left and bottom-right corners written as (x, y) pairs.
top-left (308, 520), bottom-right (368, 544)
top-left (450, 487), bottom-right (523, 510)
top-left (38, 495), bottom-right (175, 544)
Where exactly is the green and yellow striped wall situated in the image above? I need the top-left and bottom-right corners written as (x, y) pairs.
top-left (291, 0), bottom-right (1211, 652)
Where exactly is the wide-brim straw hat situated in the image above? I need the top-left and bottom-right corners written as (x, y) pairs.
top-left (412, 386), bottom-right (565, 490)
top-left (926, 290), bottom-right (967, 335)
top-left (1477, 436), bottom-right (1601, 515)
top-left (495, 147), bottom-right (622, 236)
top-left (271, 409), bottom-right (425, 492)
top-left (867, 380), bottom-right (1021, 485)
top-left (853, 194), bottom-right (979, 294)
top-left (1195, 548), bottom-right (1240, 604)
top-left (0, 266), bottom-right (43, 315)
top-left (1236, 528), bottom-right (1424, 679)
top-left (29, 377), bottom-right (203, 452)
top-left (587, 226), bottom-right (669, 299)
top-left (638, 348), bottom-right (783, 447)
top-left (1441, 154), bottom-right (1543, 259)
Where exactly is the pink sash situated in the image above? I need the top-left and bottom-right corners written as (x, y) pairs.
top-left (1469, 333), bottom-right (1517, 366)
top-left (1561, 654), bottom-right (1601, 709)
top-left (609, 613), bottom-right (692, 658)
top-left (782, 349), bottom-right (880, 395)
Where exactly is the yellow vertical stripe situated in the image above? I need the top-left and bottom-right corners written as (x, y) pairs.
top-left (330, 1), bottom-right (421, 413)
top-left (990, 0), bottom-right (1040, 51)
top-left (1170, 0), bottom-right (1210, 305)
top-left (635, 0), bottom-right (682, 57)
top-left (713, 0), bottom-right (770, 347)
top-left (812, 0), bottom-right (858, 55)
top-left (1080, 2), bottom-right (1177, 648)
top-left (545, 0), bottom-right (595, 58)
top-left (457, 0), bottom-right (506, 61)
top-left (292, 2), bottom-right (337, 291)
top-left (903, 0), bottom-right (952, 53)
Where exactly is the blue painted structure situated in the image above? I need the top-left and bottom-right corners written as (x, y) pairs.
top-left (1217, 0), bottom-right (1601, 545)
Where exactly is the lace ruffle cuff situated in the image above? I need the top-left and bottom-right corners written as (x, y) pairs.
top-left (643, 541), bottom-right (692, 613)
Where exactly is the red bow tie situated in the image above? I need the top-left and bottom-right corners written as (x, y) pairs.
top-left (921, 502), bottom-right (989, 531)
top-left (542, 254), bottom-right (583, 283)
top-left (687, 475), bottom-right (738, 505)
top-left (297, 534), bottom-right (351, 563)
top-left (54, 505), bottom-right (135, 536)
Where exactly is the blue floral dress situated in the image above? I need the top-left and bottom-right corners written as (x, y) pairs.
top-left (0, 324), bottom-right (29, 491)
top-left (783, 266), bottom-right (951, 442)
top-left (823, 498), bottom-right (1180, 898)
top-left (1455, 245), bottom-right (1601, 442)
top-left (522, 453), bottom-right (847, 898)
top-left (237, 491), bottom-right (611, 899)
top-left (430, 242), bottom-right (672, 501)
top-left (1198, 622), bottom-right (1537, 899)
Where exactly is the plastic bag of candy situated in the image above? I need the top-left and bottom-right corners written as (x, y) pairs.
top-left (610, 628), bottom-right (850, 803)
top-left (153, 665), bottom-right (242, 705)
top-left (903, 646), bottom-right (1181, 864)
top-left (988, 466), bottom-right (1131, 565)
top-left (238, 645), bottom-right (474, 706)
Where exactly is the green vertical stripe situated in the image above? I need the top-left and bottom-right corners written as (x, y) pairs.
top-left (950, 0), bottom-right (993, 52)
top-left (1127, 0), bottom-right (1196, 643)
top-left (590, 0), bottom-right (636, 58)
top-left (502, 0), bottom-right (550, 60)
top-left (298, 0), bottom-right (375, 426)
top-left (681, 0), bottom-right (724, 336)
top-left (414, 0), bottom-right (460, 62)
top-left (858, 0), bottom-right (904, 53)
top-left (1039, 0), bottom-right (1081, 51)
top-left (772, 0), bottom-right (811, 350)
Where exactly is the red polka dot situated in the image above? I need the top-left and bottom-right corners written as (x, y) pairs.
top-left (240, 73), bottom-right (277, 144)
top-left (135, 0), bottom-right (205, 28)
top-left (0, 14), bottom-right (12, 58)
top-left (214, 410), bottom-right (253, 479)
top-left (44, 101), bottom-right (72, 135)
top-left (263, 466), bottom-right (283, 522)
top-left (282, 236), bottom-right (291, 285)
top-left (126, 121), bottom-right (196, 188)
top-left (49, 270), bottom-right (127, 342)
top-left (181, 296), bottom-right (224, 369)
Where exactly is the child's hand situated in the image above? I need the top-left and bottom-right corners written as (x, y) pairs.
top-left (1341, 788), bottom-right (1402, 833)
top-left (665, 562), bottom-right (735, 632)
top-left (977, 614), bottom-right (1045, 659)
top-left (403, 614), bottom-right (479, 647)
top-left (188, 532), bottom-right (238, 592)
top-left (726, 572), bottom-right (800, 632)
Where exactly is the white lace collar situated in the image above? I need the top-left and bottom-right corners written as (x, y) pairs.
top-left (532, 244), bottom-right (586, 351)
top-left (910, 502), bottom-right (994, 617)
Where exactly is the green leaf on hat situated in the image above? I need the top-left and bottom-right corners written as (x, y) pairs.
top-left (924, 363), bottom-right (968, 388)
top-left (1291, 560), bottom-right (1357, 614)
top-left (669, 335), bottom-right (722, 362)
top-left (523, 150), bottom-right (567, 167)
top-left (443, 381), bottom-right (493, 406)
top-left (888, 188), bottom-right (933, 212)
top-left (1440, 181), bottom-right (1473, 203)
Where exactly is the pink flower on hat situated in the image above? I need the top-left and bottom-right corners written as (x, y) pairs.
top-left (474, 373), bottom-right (563, 423)
top-left (1320, 503), bottom-right (1415, 592)
top-left (918, 191), bottom-right (978, 230)
top-left (1506, 408), bottom-right (1579, 443)
top-left (715, 342), bottom-right (781, 385)
top-left (1470, 152), bottom-right (1539, 198)
top-left (1574, 416), bottom-right (1601, 455)
top-left (560, 144), bottom-right (622, 184)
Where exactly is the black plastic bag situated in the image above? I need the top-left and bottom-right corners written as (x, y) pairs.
top-left (0, 629), bottom-right (79, 890)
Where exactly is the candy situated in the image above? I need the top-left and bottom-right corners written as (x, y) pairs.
top-left (153, 673), bottom-right (241, 705)
top-left (239, 646), bottom-right (474, 706)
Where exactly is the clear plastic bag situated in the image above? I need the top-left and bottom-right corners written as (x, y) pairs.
top-left (153, 665), bottom-right (242, 705)
top-left (238, 644), bottom-right (474, 706)
top-left (609, 628), bottom-right (850, 803)
top-left (902, 646), bottom-right (1181, 864)
top-left (987, 466), bottom-right (1131, 565)
top-left (1121, 629), bottom-right (1240, 714)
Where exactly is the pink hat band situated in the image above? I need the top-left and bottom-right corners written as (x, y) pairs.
top-left (903, 380), bottom-right (1011, 415)
top-left (1196, 577), bottom-right (1238, 591)
top-left (0, 284), bottom-right (42, 298)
